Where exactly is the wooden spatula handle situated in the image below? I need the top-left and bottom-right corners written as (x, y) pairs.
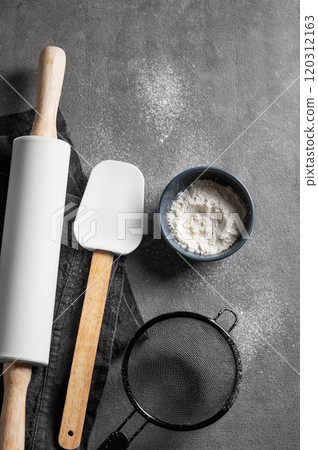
top-left (0, 363), bottom-right (32, 450)
top-left (59, 250), bottom-right (114, 450)
top-left (31, 46), bottom-right (66, 138)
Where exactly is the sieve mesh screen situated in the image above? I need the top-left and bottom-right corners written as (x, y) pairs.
top-left (125, 316), bottom-right (237, 427)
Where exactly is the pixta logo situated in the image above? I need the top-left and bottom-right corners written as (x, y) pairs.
top-left (51, 202), bottom-right (96, 249)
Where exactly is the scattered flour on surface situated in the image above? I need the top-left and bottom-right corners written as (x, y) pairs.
top-left (167, 180), bottom-right (246, 255)
top-left (135, 56), bottom-right (187, 142)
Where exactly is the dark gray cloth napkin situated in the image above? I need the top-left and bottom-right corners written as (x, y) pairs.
top-left (0, 109), bottom-right (144, 449)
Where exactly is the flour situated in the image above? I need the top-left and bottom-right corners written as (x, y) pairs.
top-left (167, 180), bottom-right (246, 255)
top-left (135, 56), bottom-right (187, 142)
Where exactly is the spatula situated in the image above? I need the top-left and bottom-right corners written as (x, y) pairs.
top-left (59, 160), bottom-right (144, 450)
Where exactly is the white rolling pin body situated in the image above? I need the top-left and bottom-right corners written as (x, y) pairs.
top-left (0, 135), bottom-right (70, 366)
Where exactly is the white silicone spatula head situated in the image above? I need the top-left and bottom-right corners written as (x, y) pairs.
top-left (74, 160), bottom-right (144, 254)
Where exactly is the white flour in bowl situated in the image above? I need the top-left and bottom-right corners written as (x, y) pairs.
top-left (167, 180), bottom-right (246, 255)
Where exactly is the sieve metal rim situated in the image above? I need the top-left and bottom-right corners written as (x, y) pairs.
top-left (121, 311), bottom-right (243, 432)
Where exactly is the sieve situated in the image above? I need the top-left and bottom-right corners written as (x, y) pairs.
top-left (97, 309), bottom-right (242, 450)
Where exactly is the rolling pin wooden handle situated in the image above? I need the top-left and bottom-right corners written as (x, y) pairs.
top-left (59, 250), bottom-right (114, 450)
top-left (31, 46), bottom-right (66, 139)
top-left (0, 363), bottom-right (32, 450)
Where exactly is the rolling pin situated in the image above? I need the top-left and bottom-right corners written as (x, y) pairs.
top-left (0, 46), bottom-right (70, 449)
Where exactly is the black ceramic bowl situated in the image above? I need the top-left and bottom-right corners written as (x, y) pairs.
top-left (159, 167), bottom-right (254, 261)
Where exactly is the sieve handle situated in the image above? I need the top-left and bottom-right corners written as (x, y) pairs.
top-left (97, 432), bottom-right (129, 450)
top-left (98, 411), bottom-right (148, 449)
top-left (213, 308), bottom-right (238, 333)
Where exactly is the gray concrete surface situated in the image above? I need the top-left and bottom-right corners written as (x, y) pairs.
top-left (0, 0), bottom-right (299, 449)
